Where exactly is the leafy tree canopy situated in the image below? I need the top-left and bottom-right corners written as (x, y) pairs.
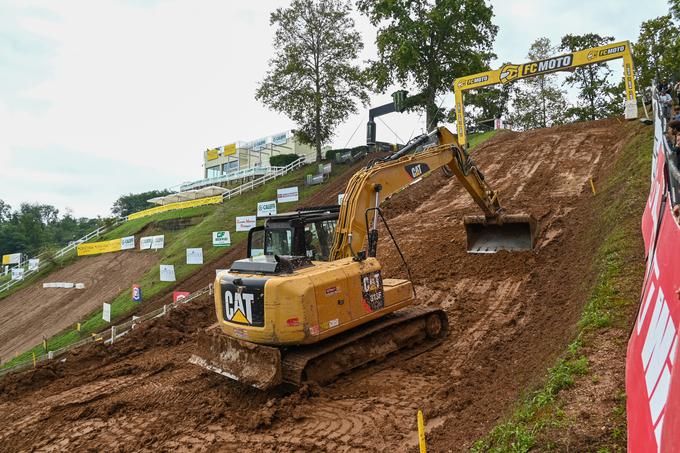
top-left (256, 0), bottom-right (368, 162)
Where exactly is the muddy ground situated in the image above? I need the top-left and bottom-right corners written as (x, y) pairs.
top-left (0, 119), bottom-right (640, 452)
top-left (0, 251), bottom-right (158, 361)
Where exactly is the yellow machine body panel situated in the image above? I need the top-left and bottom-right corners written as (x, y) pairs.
top-left (213, 257), bottom-right (413, 346)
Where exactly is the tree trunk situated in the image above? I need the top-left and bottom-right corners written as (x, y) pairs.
top-left (425, 90), bottom-right (438, 132)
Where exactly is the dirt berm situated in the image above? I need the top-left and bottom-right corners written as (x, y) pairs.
top-left (0, 119), bottom-right (641, 452)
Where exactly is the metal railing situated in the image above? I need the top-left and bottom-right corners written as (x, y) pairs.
top-left (0, 218), bottom-right (125, 295)
top-left (181, 157), bottom-right (308, 191)
top-left (0, 285), bottom-right (211, 377)
top-left (220, 157), bottom-right (308, 201)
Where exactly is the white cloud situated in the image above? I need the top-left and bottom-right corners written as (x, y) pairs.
top-left (0, 0), bottom-right (669, 217)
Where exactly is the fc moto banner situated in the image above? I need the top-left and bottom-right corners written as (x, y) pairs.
top-left (77, 236), bottom-right (135, 256)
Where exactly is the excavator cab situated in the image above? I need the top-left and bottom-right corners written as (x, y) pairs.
top-left (246, 206), bottom-right (340, 260)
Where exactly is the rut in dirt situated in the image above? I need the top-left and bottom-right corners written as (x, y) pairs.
top-left (0, 119), bottom-right (639, 452)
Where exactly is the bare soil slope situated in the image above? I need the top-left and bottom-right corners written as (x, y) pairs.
top-left (0, 251), bottom-right (158, 360)
top-left (0, 119), bottom-right (639, 452)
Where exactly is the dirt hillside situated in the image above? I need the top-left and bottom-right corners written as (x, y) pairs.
top-left (0, 119), bottom-right (639, 452)
top-left (0, 251), bottom-right (158, 361)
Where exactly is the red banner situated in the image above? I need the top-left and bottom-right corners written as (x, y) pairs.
top-left (627, 97), bottom-right (680, 451)
top-left (173, 291), bottom-right (190, 303)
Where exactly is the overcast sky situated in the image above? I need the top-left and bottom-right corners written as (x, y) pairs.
top-left (0, 0), bottom-right (669, 218)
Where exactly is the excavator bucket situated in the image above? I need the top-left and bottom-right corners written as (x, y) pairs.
top-left (189, 327), bottom-right (282, 390)
top-left (464, 213), bottom-right (537, 253)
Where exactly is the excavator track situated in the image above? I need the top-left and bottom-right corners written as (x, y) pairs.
top-left (190, 307), bottom-right (448, 390)
top-left (281, 306), bottom-right (448, 386)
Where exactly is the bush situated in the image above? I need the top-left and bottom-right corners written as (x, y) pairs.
top-left (270, 154), bottom-right (300, 167)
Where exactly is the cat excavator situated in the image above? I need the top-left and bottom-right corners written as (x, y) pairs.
top-left (190, 126), bottom-right (536, 390)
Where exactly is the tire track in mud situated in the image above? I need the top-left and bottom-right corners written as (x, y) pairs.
top-left (0, 119), bottom-right (638, 452)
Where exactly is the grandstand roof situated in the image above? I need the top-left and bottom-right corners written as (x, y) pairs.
top-left (147, 186), bottom-right (227, 206)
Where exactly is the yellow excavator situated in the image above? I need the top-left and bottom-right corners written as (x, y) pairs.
top-left (190, 126), bottom-right (536, 389)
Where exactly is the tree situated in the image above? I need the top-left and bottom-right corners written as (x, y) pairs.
top-left (508, 37), bottom-right (568, 130)
top-left (559, 33), bottom-right (623, 122)
top-left (633, 15), bottom-right (680, 89)
top-left (670, 0), bottom-right (680, 21)
top-left (256, 0), bottom-right (368, 162)
top-left (358, 0), bottom-right (498, 131)
top-left (463, 83), bottom-right (512, 130)
top-left (111, 189), bottom-right (174, 217)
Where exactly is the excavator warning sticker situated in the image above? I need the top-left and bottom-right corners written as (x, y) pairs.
top-left (360, 271), bottom-right (384, 312)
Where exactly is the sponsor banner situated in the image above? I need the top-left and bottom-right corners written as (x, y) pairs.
top-left (2, 253), bottom-right (21, 265)
top-left (186, 248), bottom-right (204, 265)
top-left (75, 283), bottom-right (85, 289)
top-left (236, 215), bottom-right (256, 232)
top-left (140, 235), bottom-right (165, 250)
top-left (212, 231), bottom-right (231, 247)
top-left (102, 303), bottom-right (111, 323)
top-left (121, 236), bottom-right (135, 250)
top-left (160, 264), bottom-right (176, 282)
top-left (140, 237), bottom-right (154, 250)
top-left (272, 132), bottom-right (287, 145)
top-left (152, 235), bottom-right (164, 249)
top-left (132, 284), bottom-right (142, 302)
top-left (277, 186), bottom-right (299, 203)
top-left (11, 268), bottom-right (24, 281)
top-left (257, 200), bottom-right (277, 217)
top-left (127, 195), bottom-right (223, 221)
top-left (206, 148), bottom-right (219, 161)
top-left (28, 258), bottom-right (39, 271)
top-left (223, 143), bottom-right (237, 157)
top-left (173, 291), bottom-right (191, 303)
top-left (338, 193), bottom-right (345, 205)
top-left (627, 97), bottom-right (680, 451)
top-left (77, 238), bottom-right (124, 256)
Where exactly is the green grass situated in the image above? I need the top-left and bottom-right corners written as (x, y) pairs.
top-left (0, 160), bottom-right (353, 370)
top-left (468, 130), bottom-right (499, 150)
top-left (470, 124), bottom-right (652, 452)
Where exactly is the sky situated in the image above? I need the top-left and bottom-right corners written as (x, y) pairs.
top-left (0, 0), bottom-right (670, 218)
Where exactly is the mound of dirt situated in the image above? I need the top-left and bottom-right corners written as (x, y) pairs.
top-left (0, 119), bottom-right (643, 452)
top-left (0, 250), bottom-right (159, 360)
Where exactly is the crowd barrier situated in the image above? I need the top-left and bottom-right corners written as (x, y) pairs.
top-left (626, 91), bottom-right (680, 451)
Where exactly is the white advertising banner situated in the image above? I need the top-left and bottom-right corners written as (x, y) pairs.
top-left (102, 303), bottom-right (111, 323)
top-left (257, 200), bottom-right (277, 217)
top-left (186, 248), bottom-right (203, 265)
top-left (277, 186), bottom-right (299, 203)
top-left (151, 235), bottom-right (165, 249)
top-left (11, 267), bottom-right (24, 281)
top-left (160, 264), bottom-right (176, 282)
top-left (338, 193), bottom-right (345, 205)
top-left (120, 236), bottom-right (135, 250)
top-left (2, 253), bottom-right (21, 265)
top-left (140, 235), bottom-right (164, 250)
top-left (212, 231), bottom-right (231, 247)
top-left (140, 237), bottom-right (154, 250)
top-left (28, 258), bottom-right (40, 271)
top-left (236, 215), bottom-right (257, 232)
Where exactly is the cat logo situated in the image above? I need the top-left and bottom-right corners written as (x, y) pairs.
top-left (499, 64), bottom-right (520, 83)
top-left (405, 162), bottom-right (430, 179)
top-left (224, 289), bottom-right (254, 325)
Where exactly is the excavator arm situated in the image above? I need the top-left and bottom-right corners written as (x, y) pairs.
top-left (330, 126), bottom-right (536, 259)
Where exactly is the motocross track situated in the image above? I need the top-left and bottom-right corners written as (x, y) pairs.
top-left (0, 251), bottom-right (158, 361)
top-left (0, 119), bottom-right (639, 452)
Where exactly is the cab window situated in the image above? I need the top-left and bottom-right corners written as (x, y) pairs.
top-left (265, 228), bottom-right (293, 256)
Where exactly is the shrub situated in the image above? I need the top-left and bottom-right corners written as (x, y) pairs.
top-left (270, 153), bottom-right (300, 167)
